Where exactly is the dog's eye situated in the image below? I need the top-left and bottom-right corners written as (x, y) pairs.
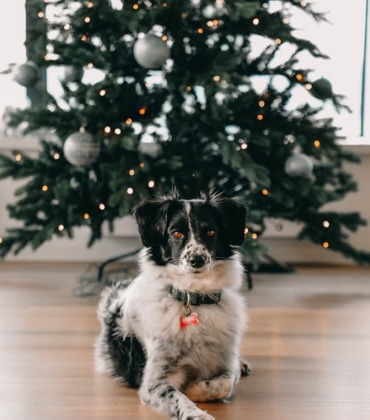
top-left (206, 230), bottom-right (216, 237)
top-left (172, 231), bottom-right (184, 239)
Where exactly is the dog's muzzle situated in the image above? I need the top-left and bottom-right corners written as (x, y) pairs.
top-left (189, 253), bottom-right (207, 269)
top-left (182, 249), bottom-right (211, 272)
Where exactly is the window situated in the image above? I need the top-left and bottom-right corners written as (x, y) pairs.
top-left (0, 0), bottom-right (369, 143)
top-left (0, 2), bottom-right (29, 132)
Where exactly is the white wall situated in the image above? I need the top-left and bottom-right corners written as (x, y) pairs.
top-left (1, 136), bottom-right (370, 264)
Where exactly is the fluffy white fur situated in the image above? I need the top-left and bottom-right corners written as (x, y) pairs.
top-left (95, 194), bottom-right (250, 420)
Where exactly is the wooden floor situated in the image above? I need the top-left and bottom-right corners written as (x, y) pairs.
top-left (0, 261), bottom-right (370, 420)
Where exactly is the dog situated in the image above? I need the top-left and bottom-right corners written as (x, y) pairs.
top-left (95, 191), bottom-right (250, 419)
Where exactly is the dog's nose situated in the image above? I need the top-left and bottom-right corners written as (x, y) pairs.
top-left (189, 254), bottom-right (206, 268)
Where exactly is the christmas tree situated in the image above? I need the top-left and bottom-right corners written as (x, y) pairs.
top-left (1, 0), bottom-right (369, 267)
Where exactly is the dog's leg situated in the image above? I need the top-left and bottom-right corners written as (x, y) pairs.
top-left (139, 357), bottom-right (215, 420)
top-left (184, 373), bottom-right (236, 402)
top-left (184, 357), bottom-right (251, 403)
top-left (240, 358), bottom-right (252, 376)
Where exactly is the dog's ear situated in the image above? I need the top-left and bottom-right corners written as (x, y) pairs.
top-left (132, 198), bottom-right (173, 247)
top-left (211, 197), bottom-right (247, 246)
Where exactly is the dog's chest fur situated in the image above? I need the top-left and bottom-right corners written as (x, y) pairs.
top-left (107, 254), bottom-right (246, 381)
top-left (95, 193), bottom-right (248, 419)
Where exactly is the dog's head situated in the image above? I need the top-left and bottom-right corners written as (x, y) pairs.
top-left (133, 192), bottom-right (246, 273)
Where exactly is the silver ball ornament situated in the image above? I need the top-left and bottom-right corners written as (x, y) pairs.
top-left (133, 34), bottom-right (170, 69)
top-left (284, 153), bottom-right (313, 178)
top-left (63, 130), bottom-right (100, 167)
top-left (13, 61), bottom-right (39, 87)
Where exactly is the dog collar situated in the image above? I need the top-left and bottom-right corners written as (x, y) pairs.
top-left (165, 285), bottom-right (221, 306)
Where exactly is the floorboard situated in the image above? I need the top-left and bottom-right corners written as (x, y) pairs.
top-left (0, 261), bottom-right (370, 420)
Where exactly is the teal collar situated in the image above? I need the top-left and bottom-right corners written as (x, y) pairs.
top-left (165, 285), bottom-right (221, 306)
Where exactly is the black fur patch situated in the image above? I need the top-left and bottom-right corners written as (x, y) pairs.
top-left (133, 193), bottom-right (246, 266)
top-left (107, 309), bottom-right (146, 388)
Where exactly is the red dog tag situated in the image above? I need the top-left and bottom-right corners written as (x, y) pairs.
top-left (180, 312), bottom-right (199, 329)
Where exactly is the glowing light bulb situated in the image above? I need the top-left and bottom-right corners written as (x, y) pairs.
top-left (41, 185), bottom-right (48, 192)
top-left (15, 153), bottom-right (22, 162)
top-left (83, 213), bottom-right (90, 220)
top-left (252, 233), bottom-right (258, 239)
top-left (322, 241), bottom-right (330, 249)
top-left (323, 220), bottom-right (330, 228)
top-left (129, 169), bottom-right (135, 176)
top-left (148, 180), bottom-right (155, 188)
top-left (257, 114), bottom-right (264, 121)
top-left (314, 139), bottom-right (321, 148)
top-left (261, 189), bottom-right (269, 196)
top-left (98, 203), bottom-right (105, 210)
top-left (58, 224), bottom-right (65, 232)
top-left (252, 18), bottom-right (260, 25)
top-left (295, 73), bottom-right (303, 82)
top-left (127, 187), bottom-right (134, 195)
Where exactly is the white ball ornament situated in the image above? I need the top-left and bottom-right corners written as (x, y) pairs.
top-left (133, 34), bottom-right (170, 69)
top-left (12, 61), bottom-right (40, 87)
top-left (63, 129), bottom-right (100, 167)
top-left (284, 153), bottom-right (313, 178)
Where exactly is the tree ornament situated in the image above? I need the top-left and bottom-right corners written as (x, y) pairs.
top-left (12, 61), bottom-right (40, 87)
top-left (284, 153), bottom-right (313, 177)
top-left (63, 65), bottom-right (84, 83)
top-left (283, 134), bottom-right (296, 144)
top-left (133, 34), bottom-right (170, 69)
top-left (310, 77), bottom-right (333, 100)
top-left (63, 129), bottom-right (100, 167)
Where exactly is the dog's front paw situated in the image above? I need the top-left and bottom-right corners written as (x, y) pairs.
top-left (240, 358), bottom-right (252, 376)
top-left (184, 410), bottom-right (215, 420)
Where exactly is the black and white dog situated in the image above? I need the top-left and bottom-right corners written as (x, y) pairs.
top-left (95, 192), bottom-right (250, 420)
